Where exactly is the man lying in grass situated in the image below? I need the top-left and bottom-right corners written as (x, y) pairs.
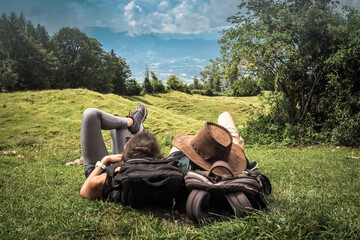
top-left (80, 105), bottom-right (257, 200)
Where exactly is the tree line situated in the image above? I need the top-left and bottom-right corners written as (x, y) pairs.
top-left (0, 12), bottom-right (209, 96)
top-left (206, 0), bottom-right (359, 146)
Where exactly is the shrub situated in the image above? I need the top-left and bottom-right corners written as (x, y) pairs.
top-left (232, 76), bottom-right (261, 97)
top-left (125, 78), bottom-right (141, 96)
top-left (242, 92), bottom-right (317, 146)
top-left (152, 80), bottom-right (166, 93)
top-left (330, 111), bottom-right (360, 146)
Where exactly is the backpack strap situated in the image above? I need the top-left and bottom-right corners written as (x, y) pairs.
top-left (208, 160), bottom-right (234, 176)
top-left (184, 161), bottom-right (272, 223)
top-left (225, 192), bottom-right (254, 217)
top-left (186, 189), bottom-right (210, 223)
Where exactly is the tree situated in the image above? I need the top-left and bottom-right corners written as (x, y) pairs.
top-left (103, 50), bottom-right (131, 95)
top-left (0, 12), bottom-right (56, 90)
top-left (142, 67), bottom-right (153, 94)
top-left (51, 27), bottom-right (107, 91)
top-left (200, 58), bottom-right (223, 92)
top-left (0, 58), bottom-right (18, 92)
top-left (232, 76), bottom-right (261, 97)
top-left (150, 71), bottom-right (165, 93)
top-left (189, 76), bottom-right (204, 90)
top-left (0, 12), bottom-right (133, 94)
top-left (126, 78), bottom-right (141, 96)
top-left (218, 0), bottom-right (360, 145)
top-left (167, 75), bottom-right (184, 91)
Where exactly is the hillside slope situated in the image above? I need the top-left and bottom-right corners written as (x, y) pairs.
top-left (0, 89), bottom-right (258, 154)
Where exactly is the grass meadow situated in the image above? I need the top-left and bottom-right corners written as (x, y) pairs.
top-left (0, 89), bottom-right (359, 239)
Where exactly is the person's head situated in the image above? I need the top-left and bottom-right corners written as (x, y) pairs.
top-left (123, 131), bottom-right (163, 161)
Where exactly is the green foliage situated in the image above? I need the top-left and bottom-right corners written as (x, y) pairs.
top-left (0, 12), bottom-right (133, 95)
top-left (150, 71), bottom-right (166, 93)
top-left (0, 12), bottom-right (57, 91)
top-left (330, 109), bottom-right (360, 146)
top-left (125, 78), bottom-right (142, 96)
top-left (104, 50), bottom-right (131, 96)
top-left (219, 0), bottom-right (360, 146)
top-left (0, 58), bottom-right (18, 92)
top-left (191, 89), bottom-right (212, 96)
top-left (0, 89), bottom-right (359, 239)
top-left (232, 76), bottom-right (261, 97)
top-left (201, 57), bottom-right (262, 96)
top-left (142, 68), bottom-right (153, 94)
top-left (242, 92), bottom-right (315, 146)
top-left (166, 74), bottom-right (190, 93)
top-left (188, 76), bottom-right (203, 90)
top-left (51, 27), bottom-right (109, 91)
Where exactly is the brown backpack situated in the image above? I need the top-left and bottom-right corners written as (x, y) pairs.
top-left (184, 161), bottom-right (271, 223)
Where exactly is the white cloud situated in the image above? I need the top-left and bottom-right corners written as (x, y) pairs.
top-left (159, 1), bottom-right (168, 9)
top-left (0, 0), bottom-right (239, 35)
top-left (120, 0), bottom-right (239, 35)
top-left (129, 20), bottom-right (136, 27)
top-left (2, 0), bottom-right (360, 36)
top-left (124, 1), bottom-right (135, 11)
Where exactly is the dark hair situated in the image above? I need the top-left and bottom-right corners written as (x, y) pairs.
top-left (123, 131), bottom-right (163, 161)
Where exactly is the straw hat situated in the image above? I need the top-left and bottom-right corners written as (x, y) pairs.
top-left (172, 122), bottom-right (246, 173)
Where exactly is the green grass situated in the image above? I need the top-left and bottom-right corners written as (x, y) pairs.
top-left (0, 89), bottom-right (359, 239)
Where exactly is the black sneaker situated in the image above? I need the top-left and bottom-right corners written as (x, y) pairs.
top-left (127, 104), bottom-right (147, 134)
top-left (247, 161), bottom-right (258, 171)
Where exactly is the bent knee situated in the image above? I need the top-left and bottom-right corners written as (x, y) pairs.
top-left (82, 108), bottom-right (100, 121)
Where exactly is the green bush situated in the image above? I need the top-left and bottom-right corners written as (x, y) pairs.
top-left (242, 91), bottom-right (359, 147)
top-left (330, 111), bottom-right (360, 146)
top-left (152, 80), bottom-right (166, 93)
top-left (125, 78), bottom-right (141, 96)
top-left (166, 75), bottom-right (191, 94)
top-left (232, 76), bottom-right (261, 97)
top-left (242, 92), bottom-right (318, 146)
top-left (191, 89), bottom-right (221, 96)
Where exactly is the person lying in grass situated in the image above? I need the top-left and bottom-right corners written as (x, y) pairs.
top-left (80, 105), bottom-right (156, 199)
top-left (80, 105), bottom-right (257, 200)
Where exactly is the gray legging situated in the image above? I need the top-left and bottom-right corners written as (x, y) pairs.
top-left (81, 108), bottom-right (130, 177)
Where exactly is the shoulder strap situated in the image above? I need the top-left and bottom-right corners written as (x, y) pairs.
top-left (207, 161), bottom-right (235, 178)
top-left (225, 192), bottom-right (254, 217)
top-left (186, 189), bottom-right (210, 223)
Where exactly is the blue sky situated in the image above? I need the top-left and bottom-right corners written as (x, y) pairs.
top-left (1, 0), bottom-right (359, 36)
top-left (0, 0), bottom-right (242, 36)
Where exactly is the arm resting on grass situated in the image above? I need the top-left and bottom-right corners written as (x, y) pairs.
top-left (80, 154), bottom-right (123, 199)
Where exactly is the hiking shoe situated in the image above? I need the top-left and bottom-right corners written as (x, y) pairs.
top-left (247, 161), bottom-right (258, 171)
top-left (127, 104), bottom-right (147, 134)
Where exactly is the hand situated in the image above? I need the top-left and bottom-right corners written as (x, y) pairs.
top-left (101, 154), bottom-right (123, 166)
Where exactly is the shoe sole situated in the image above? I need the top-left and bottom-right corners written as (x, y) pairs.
top-left (138, 106), bottom-right (147, 132)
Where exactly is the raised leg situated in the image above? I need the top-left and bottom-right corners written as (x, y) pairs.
top-left (81, 108), bottom-right (128, 177)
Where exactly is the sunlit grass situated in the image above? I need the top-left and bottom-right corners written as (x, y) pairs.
top-left (0, 89), bottom-right (359, 239)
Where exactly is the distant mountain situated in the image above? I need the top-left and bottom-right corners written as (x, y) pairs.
top-left (83, 27), bottom-right (221, 84)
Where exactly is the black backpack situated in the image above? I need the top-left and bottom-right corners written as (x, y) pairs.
top-left (102, 157), bottom-right (188, 208)
top-left (184, 161), bottom-right (271, 223)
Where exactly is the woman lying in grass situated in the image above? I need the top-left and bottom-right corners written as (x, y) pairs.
top-left (80, 105), bottom-right (256, 200)
top-left (79, 105), bottom-right (154, 199)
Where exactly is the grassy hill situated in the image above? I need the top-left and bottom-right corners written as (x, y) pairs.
top-left (0, 89), bottom-right (359, 239)
top-left (0, 89), bottom-right (258, 155)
